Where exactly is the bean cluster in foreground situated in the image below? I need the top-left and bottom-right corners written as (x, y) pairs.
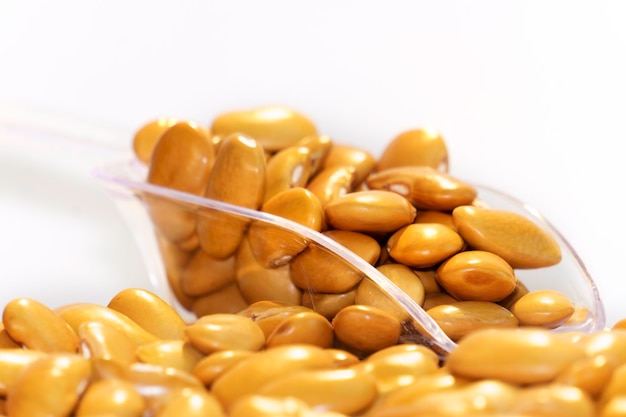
top-left (1, 288), bottom-right (626, 416)
top-left (133, 105), bottom-right (577, 344)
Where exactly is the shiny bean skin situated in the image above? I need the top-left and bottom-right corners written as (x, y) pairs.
top-left (136, 340), bottom-right (205, 373)
top-left (2, 297), bottom-right (79, 353)
top-left (510, 289), bottom-right (576, 328)
top-left (452, 205), bottom-right (562, 269)
top-left (435, 250), bottom-right (517, 302)
top-left (152, 387), bottom-right (226, 417)
top-left (248, 187), bottom-right (323, 268)
top-left (6, 353), bottom-right (91, 417)
top-left (387, 223), bottom-right (465, 268)
top-left (507, 384), bottom-right (595, 417)
top-left (324, 190), bottom-right (417, 234)
top-left (238, 304), bottom-right (312, 339)
top-left (229, 395), bottom-right (349, 417)
top-left (294, 134), bottom-right (332, 176)
top-left (322, 144), bottom-right (376, 185)
top-left (256, 366), bottom-right (378, 415)
top-left (55, 303), bottom-right (160, 346)
top-left (264, 145), bottom-right (313, 202)
top-left (366, 166), bottom-right (477, 211)
top-left (307, 165), bottom-right (357, 207)
top-left (427, 301), bottom-right (519, 342)
top-left (332, 305), bottom-right (402, 354)
top-left (107, 288), bottom-right (187, 340)
top-left (265, 311), bottom-right (334, 349)
top-left (197, 133), bottom-right (266, 259)
top-left (74, 378), bottom-right (146, 417)
top-left (78, 321), bottom-right (137, 366)
top-left (191, 350), bottom-right (255, 387)
top-left (556, 353), bottom-right (620, 399)
top-left (301, 290), bottom-right (356, 319)
top-left (146, 121), bottom-right (214, 244)
top-left (414, 210), bottom-right (457, 231)
top-left (211, 344), bottom-right (336, 409)
top-left (191, 282), bottom-right (249, 316)
top-left (210, 106), bottom-right (318, 152)
top-left (132, 117), bottom-right (180, 164)
top-left (0, 349), bottom-right (46, 396)
top-left (235, 237), bottom-right (303, 306)
top-left (376, 128), bottom-right (449, 172)
top-left (446, 327), bottom-right (586, 384)
top-left (355, 263), bottom-right (426, 322)
top-left (181, 250), bottom-right (236, 296)
top-left (185, 314), bottom-right (265, 354)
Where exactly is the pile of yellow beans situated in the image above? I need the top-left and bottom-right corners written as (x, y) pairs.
top-left (1, 287), bottom-right (626, 416)
top-left (133, 105), bottom-right (577, 345)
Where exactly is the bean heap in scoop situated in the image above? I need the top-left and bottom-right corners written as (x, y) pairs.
top-left (134, 105), bottom-right (574, 345)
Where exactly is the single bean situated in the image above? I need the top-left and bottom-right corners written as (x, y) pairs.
top-left (355, 263), bottom-right (425, 322)
top-left (191, 282), bottom-right (249, 316)
top-left (235, 237), bottom-right (302, 306)
top-left (185, 314), bottom-right (265, 354)
top-left (229, 395), bottom-right (349, 417)
top-left (324, 190), bottom-right (416, 234)
top-left (156, 234), bottom-right (196, 310)
top-left (357, 343), bottom-right (440, 394)
top-left (556, 353), bottom-right (619, 399)
top-left (132, 117), bottom-right (180, 165)
top-left (510, 289), bottom-right (575, 328)
top-left (376, 128), bottom-right (448, 172)
top-left (211, 344), bottom-right (335, 409)
top-left (427, 300), bottom-right (518, 341)
top-left (55, 303), bottom-right (160, 346)
top-left (264, 145), bottom-right (313, 202)
top-left (146, 121), bottom-right (214, 244)
top-left (413, 268), bottom-right (442, 294)
top-left (197, 133), bottom-right (266, 259)
top-left (152, 387), bottom-right (226, 417)
top-left (414, 209), bottom-right (457, 230)
top-left (74, 378), bottom-right (146, 417)
top-left (307, 165), bottom-right (357, 207)
top-left (6, 353), bottom-right (91, 417)
top-left (256, 366), bottom-right (378, 415)
top-left (452, 205), bottom-right (562, 268)
top-left (366, 166), bottom-right (477, 211)
top-left (507, 384), bottom-right (595, 417)
top-left (2, 297), bottom-right (79, 353)
top-left (446, 327), bottom-right (586, 384)
top-left (239, 304), bottom-right (312, 339)
top-left (191, 350), bottom-right (255, 387)
top-left (294, 134), bottom-right (332, 176)
top-left (301, 290), bottom-right (356, 320)
top-left (585, 330), bottom-right (626, 368)
top-left (181, 250), bottom-right (236, 296)
top-left (422, 292), bottom-right (458, 311)
top-left (0, 349), bottom-right (46, 396)
top-left (248, 187), bottom-right (323, 268)
top-left (322, 144), bottom-right (376, 185)
top-left (387, 223), bottom-right (465, 268)
top-left (265, 311), bottom-right (334, 349)
top-left (435, 250), bottom-right (517, 302)
top-left (78, 321), bottom-right (137, 366)
top-left (107, 288), bottom-right (187, 340)
top-left (136, 340), bottom-right (205, 373)
top-left (210, 106), bottom-right (318, 152)
top-left (332, 305), bottom-right (402, 354)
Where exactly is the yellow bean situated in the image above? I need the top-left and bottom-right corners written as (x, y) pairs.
top-left (387, 223), bottom-right (464, 268)
top-left (366, 166), bottom-right (476, 211)
top-left (132, 117), bottom-right (179, 165)
top-left (152, 387), bottom-right (226, 417)
top-left (77, 321), bottom-right (137, 366)
top-left (136, 340), bottom-right (205, 373)
top-left (210, 105), bottom-right (318, 152)
top-left (435, 250), bottom-right (517, 302)
top-left (301, 290), bottom-right (356, 320)
top-left (2, 297), bottom-right (79, 353)
top-left (307, 165), bottom-right (357, 207)
top-left (229, 395), bottom-right (349, 417)
top-left (191, 282), bottom-right (249, 316)
top-left (376, 128), bottom-right (448, 172)
top-left (107, 288), bottom-right (187, 340)
top-left (507, 384), bottom-right (595, 417)
top-left (322, 144), bottom-right (376, 185)
top-left (185, 314), bottom-right (265, 354)
top-left (324, 190), bottom-right (416, 234)
top-left (332, 305), bottom-right (401, 354)
top-left (256, 367), bottom-right (378, 415)
top-left (265, 311), bottom-right (334, 349)
top-left (446, 327), bottom-right (586, 384)
top-left (75, 378), bottom-right (146, 417)
top-left (510, 289), bottom-right (575, 328)
top-left (197, 133), bottom-right (266, 259)
top-left (6, 353), bottom-right (91, 417)
top-left (452, 205), bottom-right (562, 268)
top-left (0, 349), bottom-right (46, 396)
top-left (264, 145), bottom-right (313, 202)
top-left (191, 350), bottom-right (255, 387)
top-left (181, 249), bottom-right (236, 296)
top-left (211, 344), bottom-right (336, 409)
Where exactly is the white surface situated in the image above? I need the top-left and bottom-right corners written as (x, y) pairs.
top-left (1, 1), bottom-right (625, 325)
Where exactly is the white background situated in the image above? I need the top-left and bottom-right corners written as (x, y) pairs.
top-left (1, 1), bottom-right (625, 326)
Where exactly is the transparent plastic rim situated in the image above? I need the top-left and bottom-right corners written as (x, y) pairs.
top-left (93, 157), bottom-right (607, 355)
